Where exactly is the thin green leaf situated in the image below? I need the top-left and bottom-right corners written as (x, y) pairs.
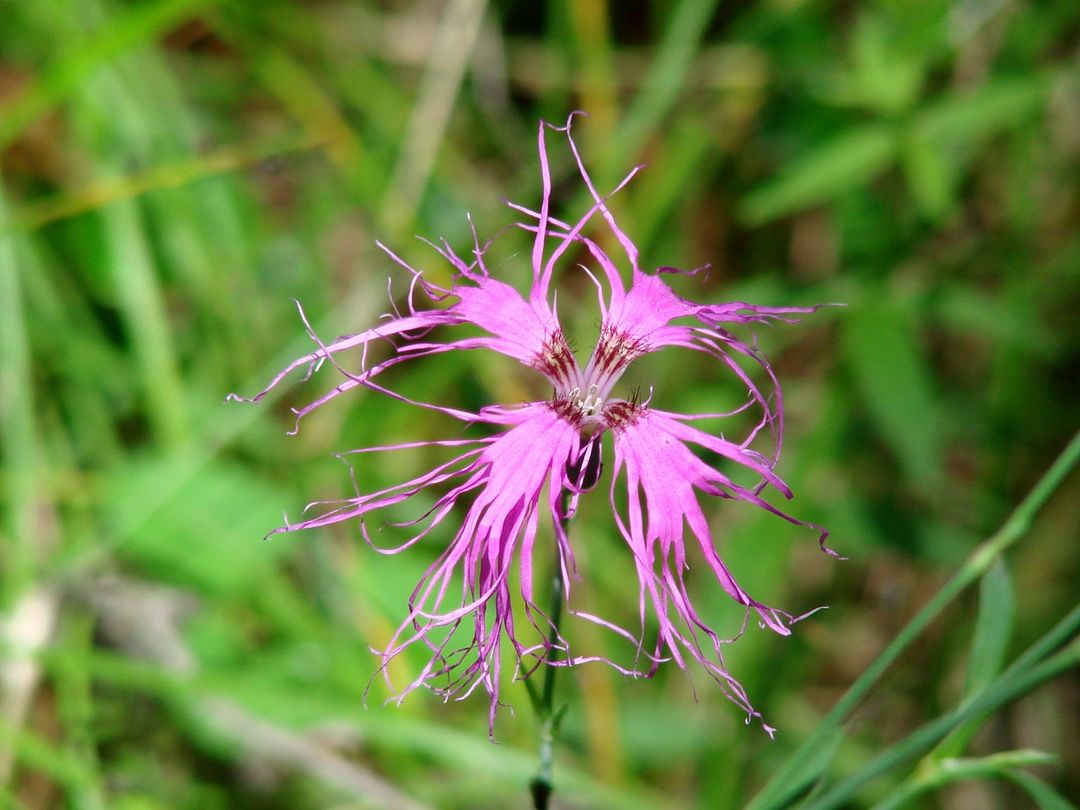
top-left (1008, 770), bottom-right (1078, 810)
top-left (3, 133), bottom-right (324, 234)
top-left (0, 720), bottom-right (98, 795)
top-left (928, 559), bottom-right (1017, 762)
top-left (845, 13), bottom-right (926, 115)
top-left (965, 560), bottom-right (1016, 699)
top-left (901, 135), bottom-right (958, 220)
top-left (104, 456), bottom-right (296, 596)
top-left (933, 285), bottom-right (1058, 356)
top-left (0, 0), bottom-right (216, 152)
top-left (873, 750), bottom-right (1059, 810)
top-left (803, 638), bottom-right (1080, 809)
top-left (0, 183), bottom-right (40, 600)
top-left (631, 113), bottom-right (718, 256)
top-left (915, 75), bottom-right (1050, 148)
top-left (843, 293), bottom-right (944, 490)
top-left (101, 198), bottom-right (189, 448)
top-left (608, 0), bottom-right (722, 172)
top-left (739, 125), bottom-right (896, 225)
top-left (759, 726), bottom-right (845, 809)
top-left (51, 616), bottom-right (107, 810)
top-left (748, 432), bottom-right (1080, 810)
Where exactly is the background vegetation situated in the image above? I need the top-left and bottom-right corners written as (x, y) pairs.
top-left (1, 0), bottom-right (1077, 808)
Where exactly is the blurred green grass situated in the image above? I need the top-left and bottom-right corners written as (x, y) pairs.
top-left (1, 1), bottom-right (1077, 808)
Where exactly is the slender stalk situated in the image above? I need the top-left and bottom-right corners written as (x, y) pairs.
top-left (530, 569), bottom-right (564, 809)
top-left (748, 430), bottom-right (1080, 810)
top-left (806, 635), bottom-right (1080, 810)
top-left (528, 497), bottom-right (570, 810)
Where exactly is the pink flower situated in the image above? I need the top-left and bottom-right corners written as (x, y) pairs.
top-left (232, 114), bottom-right (832, 735)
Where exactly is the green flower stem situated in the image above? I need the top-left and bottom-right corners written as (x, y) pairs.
top-left (871, 750), bottom-right (1058, 810)
top-left (808, 632), bottom-right (1080, 810)
top-left (526, 498), bottom-right (570, 810)
top-left (529, 568), bottom-right (564, 810)
top-left (749, 430), bottom-right (1080, 810)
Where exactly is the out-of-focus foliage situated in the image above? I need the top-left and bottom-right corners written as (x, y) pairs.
top-left (1, 1), bottom-right (1077, 808)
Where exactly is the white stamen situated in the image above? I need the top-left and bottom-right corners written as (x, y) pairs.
top-left (566, 384), bottom-right (604, 418)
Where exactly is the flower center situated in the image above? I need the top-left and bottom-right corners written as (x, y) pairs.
top-left (566, 384), bottom-right (603, 418)
top-left (537, 324), bottom-right (649, 434)
top-left (580, 324), bottom-right (647, 403)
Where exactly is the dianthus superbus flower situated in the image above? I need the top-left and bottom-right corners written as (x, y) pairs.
top-left (232, 114), bottom-right (832, 735)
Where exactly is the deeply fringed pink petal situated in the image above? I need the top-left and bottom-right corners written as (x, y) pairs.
top-left (604, 405), bottom-right (830, 733)
top-left (228, 206), bottom-right (573, 424)
top-left (318, 403), bottom-right (583, 733)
